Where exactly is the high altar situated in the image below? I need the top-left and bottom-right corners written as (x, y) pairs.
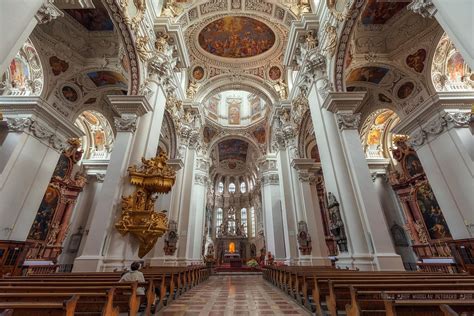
top-left (215, 207), bottom-right (249, 265)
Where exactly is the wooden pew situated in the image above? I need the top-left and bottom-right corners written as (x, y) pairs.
top-left (0, 294), bottom-right (79, 316)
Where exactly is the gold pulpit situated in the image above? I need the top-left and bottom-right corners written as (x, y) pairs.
top-left (115, 152), bottom-right (176, 258)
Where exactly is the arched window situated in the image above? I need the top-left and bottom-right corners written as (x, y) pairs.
top-left (229, 182), bottom-right (236, 193)
top-left (250, 207), bottom-right (256, 237)
top-left (240, 182), bottom-right (247, 193)
top-left (216, 208), bottom-right (223, 237)
top-left (218, 182), bottom-right (224, 193)
top-left (241, 208), bottom-right (248, 235)
top-left (249, 179), bottom-right (254, 191)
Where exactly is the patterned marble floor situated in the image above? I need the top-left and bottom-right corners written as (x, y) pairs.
top-left (158, 275), bottom-right (310, 316)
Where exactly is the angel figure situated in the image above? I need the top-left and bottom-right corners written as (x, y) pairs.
top-left (187, 80), bottom-right (199, 99)
top-left (161, 0), bottom-right (183, 18)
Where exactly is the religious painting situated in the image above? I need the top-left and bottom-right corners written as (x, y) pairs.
top-left (447, 52), bottom-right (469, 82)
top-left (404, 153), bottom-right (424, 177)
top-left (64, 0), bottom-right (114, 31)
top-left (374, 110), bottom-right (393, 125)
top-left (367, 128), bottom-right (381, 146)
top-left (346, 86), bottom-right (368, 92)
top-left (218, 139), bottom-right (248, 162)
top-left (207, 94), bottom-right (220, 113)
top-left (49, 56), bottom-right (69, 76)
top-left (203, 126), bottom-right (217, 143)
top-left (198, 16), bottom-right (276, 58)
top-left (27, 186), bottom-right (60, 241)
top-left (361, 0), bottom-right (408, 25)
top-left (62, 85), bottom-right (78, 102)
top-left (406, 49), bottom-right (427, 73)
top-left (228, 161), bottom-right (237, 169)
top-left (192, 66), bottom-right (205, 81)
top-left (227, 98), bottom-right (241, 125)
top-left (53, 154), bottom-right (73, 179)
top-left (268, 66), bottom-right (282, 81)
top-left (378, 93), bottom-right (392, 103)
top-left (347, 67), bottom-right (389, 84)
top-left (249, 94), bottom-right (261, 116)
top-left (252, 126), bottom-right (266, 144)
top-left (9, 58), bottom-right (29, 90)
top-left (397, 81), bottom-right (415, 99)
top-left (87, 71), bottom-right (127, 89)
top-left (310, 145), bottom-right (320, 162)
top-left (415, 182), bottom-right (452, 240)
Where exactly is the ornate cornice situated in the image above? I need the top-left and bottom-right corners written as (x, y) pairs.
top-left (408, 111), bottom-right (470, 148)
top-left (107, 95), bottom-right (152, 116)
top-left (7, 118), bottom-right (68, 151)
top-left (336, 113), bottom-right (361, 130)
top-left (408, 0), bottom-right (437, 18)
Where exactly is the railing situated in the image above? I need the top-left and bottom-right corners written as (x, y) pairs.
top-left (417, 262), bottom-right (459, 273)
top-left (23, 264), bottom-right (73, 275)
top-left (412, 241), bottom-right (452, 259)
top-left (448, 238), bottom-right (474, 274)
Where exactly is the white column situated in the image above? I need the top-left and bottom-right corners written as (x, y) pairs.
top-left (307, 86), bottom-right (374, 270)
top-left (276, 148), bottom-right (299, 264)
top-left (73, 96), bottom-right (151, 272)
top-left (394, 97), bottom-right (473, 239)
top-left (292, 159), bottom-right (331, 266)
top-left (148, 159), bottom-right (184, 266)
top-left (260, 157), bottom-right (288, 261)
top-left (324, 92), bottom-right (403, 270)
top-left (0, 97), bottom-right (82, 241)
top-left (409, 0), bottom-right (474, 69)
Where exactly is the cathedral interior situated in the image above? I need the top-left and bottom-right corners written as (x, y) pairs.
top-left (0, 0), bottom-right (473, 314)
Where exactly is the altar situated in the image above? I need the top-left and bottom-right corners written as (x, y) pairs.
top-left (223, 252), bottom-right (241, 267)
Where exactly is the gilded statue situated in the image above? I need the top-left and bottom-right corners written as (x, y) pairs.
top-left (274, 79), bottom-right (288, 99)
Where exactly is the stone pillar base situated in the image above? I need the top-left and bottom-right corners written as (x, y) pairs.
top-left (336, 253), bottom-right (376, 271)
top-left (297, 256), bottom-right (332, 266)
top-left (373, 253), bottom-right (405, 271)
top-left (72, 255), bottom-right (105, 272)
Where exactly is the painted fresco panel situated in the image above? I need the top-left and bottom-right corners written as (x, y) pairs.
top-left (198, 17), bottom-right (275, 58)
top-left (416, 183), bottom-right (452, 240)
top-left (218, 139), bottom-right (248, 162)
top-left (87, 71), bottom-right (127, 89)
top-left (227, 98), bottom-right (241, 125)
top-left (65, 0), bottom-right (114, 31)
top-left (361, 0), bottom-right (408, 25)
top-left (347, 67), bottom-right (389, 84)
top-left (27, 186), bottom-right (60, 241)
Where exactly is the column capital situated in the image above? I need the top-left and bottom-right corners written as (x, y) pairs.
top-left (35, 1), bottom-right (63, 24)
top-left (107, 95), bottom-right (152, 116)
top-left (322, 91), bottom-right (367, 113)
top-left (335, 112), bottom-right (361, 130)
top-left (408, 0), bottom-right (437, 18)
top-left (261, 173), bottom-right (279, 186)
top-left (194, 174), bottom-right (208, 186)
top-left (114, 115), bottom-right (138, 132)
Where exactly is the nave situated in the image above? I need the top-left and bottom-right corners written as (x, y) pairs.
top-left (159, 275), bottom-right (309, 316)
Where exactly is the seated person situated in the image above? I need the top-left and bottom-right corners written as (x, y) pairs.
top-left (120, 261), bottom-right (146, 296)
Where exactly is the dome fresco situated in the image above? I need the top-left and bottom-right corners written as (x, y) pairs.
top-left (198, 16), bottom-right (276, 58)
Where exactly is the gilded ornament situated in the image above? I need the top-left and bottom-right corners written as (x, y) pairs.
top-left (115, 152), bottom-right (176, 257)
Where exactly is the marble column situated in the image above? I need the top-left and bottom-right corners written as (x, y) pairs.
top-left (73, 96), bottom-right (151, 272)
top-left (307, 86), bottom-right (374, 270)
top-left (394, 95), bottom-right (473, 238)
top-left (292, 159), bottom-right (331, 266)
top-left (324, 92), bottom-right (403, 270)
top-left (0, 96), bottom-right (82, 241)
top-left (409, 0), bottom-right (474, 69)
top-left (260, 157), bottom-right (288, 261)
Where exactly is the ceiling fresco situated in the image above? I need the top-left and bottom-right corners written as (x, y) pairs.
top-left (218, 139), bottom-right (249, 162)
top-left (347, 67), bottom-right (389, 85)
top-left (87, 71), bottom-right (128, 89)
top-left (198, 16), bottom-right (275, 58)
top-left (64, 0), bottom-right (114, 31)
top-left (360, 0), bottom-right (408, 25)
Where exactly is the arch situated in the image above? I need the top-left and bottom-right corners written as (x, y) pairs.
top-left (74, 110), bottom-right (115, 160)
top-left (159, 110), bottom-right (178, 159)
top-left (207, 133), bottom-right (263, 159)
top-left (194, 74), bottom-right (279, 105)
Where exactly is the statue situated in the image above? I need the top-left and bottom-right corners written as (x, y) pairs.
top-left (274, 80), bottom-right (288, 99)
top-left (327, 192), bottom-right (348, 253)
top-left (297, 221), bottom-right (312, 255)
top-left (46, 222), bottom-right (60, 246)
top-left (414, 220), bottom-right (429, 244)
top-left (161, 0), bottom-right (183, 17)
top-left (186, 80), bottom-right (199, 99)
top-left (266, 251), bottom-right (274, 265)
top-left (322, 24), bottom-right (337, 57)
top-left (305, 31), bottom-right (318, 50)
top-left (163, 220), bottom-right (178, 255)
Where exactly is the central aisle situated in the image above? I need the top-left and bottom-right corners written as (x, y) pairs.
top-left (158, 275), bottom-right (310, 315)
